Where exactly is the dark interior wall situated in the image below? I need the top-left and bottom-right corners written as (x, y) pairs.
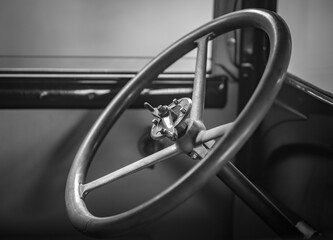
top-left (231, 77), bottom-right (333, 239)
top-left (0, 109), bottom-right (235, 239)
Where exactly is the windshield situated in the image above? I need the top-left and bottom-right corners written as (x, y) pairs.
top-left (278, 0), bottom-right (333, 93)
top-left (0, 0), bottom-right (213, 73)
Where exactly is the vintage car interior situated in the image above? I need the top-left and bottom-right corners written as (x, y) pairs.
top-left (1, 0), bottom-right (332, 239)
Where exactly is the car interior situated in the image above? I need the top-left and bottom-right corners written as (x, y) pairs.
top-left (0, 0), bottom-right (332, 239)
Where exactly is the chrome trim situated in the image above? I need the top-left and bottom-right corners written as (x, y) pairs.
top-left (285, 73), bottom-right (333, 107)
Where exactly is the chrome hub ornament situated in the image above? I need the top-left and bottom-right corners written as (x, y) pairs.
top-left (144, 98), bottom-right (192, 141)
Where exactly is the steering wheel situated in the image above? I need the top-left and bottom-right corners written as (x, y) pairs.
top-left (66, 9), bottom-right (291, 237)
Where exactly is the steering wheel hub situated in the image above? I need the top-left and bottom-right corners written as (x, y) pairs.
top-left (144, 97), bottom-right (192, 141)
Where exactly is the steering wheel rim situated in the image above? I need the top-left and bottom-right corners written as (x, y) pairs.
top-left (65, 9), bottom-right (291, 237)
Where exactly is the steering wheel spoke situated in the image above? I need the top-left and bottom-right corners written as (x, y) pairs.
top-left (190, 33), bottom-right (213, 121)
top-left (184, 122), bottom-right (234, 160)
top-left (196, 122), bottom-right (234, 145)
top-left (80, 144), bottom-right (181, 198)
